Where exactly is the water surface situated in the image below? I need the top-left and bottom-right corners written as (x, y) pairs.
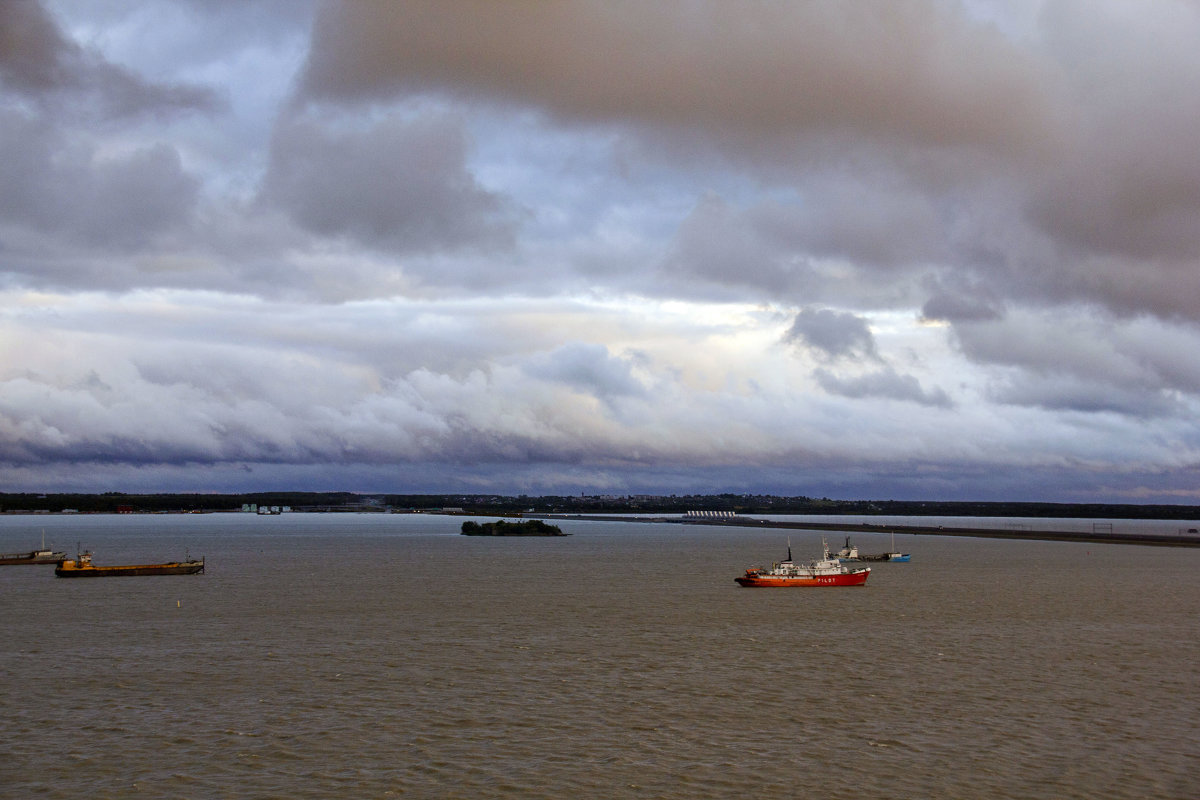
top-left (2, 514), bottom-right (1197, 798)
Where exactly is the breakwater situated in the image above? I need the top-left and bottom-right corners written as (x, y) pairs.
top-left (513, 513), bottom-right (1200, 547)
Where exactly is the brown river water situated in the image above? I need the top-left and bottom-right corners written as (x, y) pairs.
top-left (2, 513), bottom-right (1198, 799)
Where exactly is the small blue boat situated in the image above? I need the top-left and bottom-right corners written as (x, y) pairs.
top-left (882, 531), bottom-right (910, 561)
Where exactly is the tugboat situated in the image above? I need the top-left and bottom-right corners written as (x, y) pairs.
top-left (832, 538), bottom-right (870, 561)
top-left (54, 547), bottom-right (204, 578)
top-left (735, 539), bottom-right (870, 587)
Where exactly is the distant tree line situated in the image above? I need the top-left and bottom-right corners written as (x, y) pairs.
top-left (0, 492), bottom-right (364, 514)
top-left (1, 492), bottom-right (1198, 520)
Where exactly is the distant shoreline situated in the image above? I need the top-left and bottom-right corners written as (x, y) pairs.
top-left (3, 492), bottom-right (1200, 520)
top-left (4, 501), bottom-right (1197, 546)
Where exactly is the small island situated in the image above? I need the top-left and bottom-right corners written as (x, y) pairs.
top-left (461, 519), bottom-right (569, 536)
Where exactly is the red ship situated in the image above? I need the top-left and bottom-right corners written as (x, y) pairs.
top-left (735, 539), bottom-right (870, 587)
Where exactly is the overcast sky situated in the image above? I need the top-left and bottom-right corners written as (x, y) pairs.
top-left (2, 0), bottom-right (1200, 502)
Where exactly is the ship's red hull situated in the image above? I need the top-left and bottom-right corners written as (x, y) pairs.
top-left (734, 570), bottom-right (869, 587)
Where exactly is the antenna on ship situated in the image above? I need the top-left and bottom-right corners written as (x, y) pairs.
top-left (786, 537), bottom-right (792, 562)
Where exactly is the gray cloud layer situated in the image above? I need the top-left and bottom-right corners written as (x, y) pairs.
top-left (1, 1), bottom-right (1199, 501)
top-left (0, 1), bottom-right (217, 116)
top-left (296, 0), bottom-right (1200, 320)
top-left (261, 111), bottom-right (519, 254)
top-left (300, 1), bottom-right (1055, 155)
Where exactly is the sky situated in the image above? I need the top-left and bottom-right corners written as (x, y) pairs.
top-left (2, 0), bottom-right (1200, 502)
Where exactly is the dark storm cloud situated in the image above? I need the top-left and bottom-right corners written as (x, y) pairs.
top-left (663, 193), bottom-right (797, 295)
top-left (664, 189), bottom-right (945, 300)
top-left (786, 307), bottom-right (953, 407)
top-left (0, 1), bottom-right (215, 274)
top-left (69, 144), bottom-right (200, 247)
top-left (0, 114), bottom-right (199, 249)
top-left (1029, 1), bottom-right (1200, 264)
top-left (986, 373), bottom-right (1179, 419)
top-left (0, 1), bottom-right (217, 117)
top-left (299, 1), bottom-right (1054, 156)
top-left (260, 111), bottom-right (519, 254)
top-left (921, 284), bottom-right (1005, 323)
top-left (754, 180), bottom-right (948, 269)
top-left (0, 0), bottom-right (72, 93)
top-left (294, 0), bottom-right (1200, 327)
top-left (950, 311), bottom-right (1200, 412)
top-left (784, 308), bottom-right (879, 361)
top-left (814, 366), bottom-right (952, 408)
top-left (296, 0), bottom-right (1059, 310)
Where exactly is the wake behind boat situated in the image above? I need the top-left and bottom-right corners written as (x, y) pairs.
top-left (735, 539), bottom-right (870, 587)
top-left (54, 549), bottom-right (204, 578)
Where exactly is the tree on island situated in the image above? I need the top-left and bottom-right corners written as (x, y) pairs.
top-left (461, 519), bottom-right (567, 536)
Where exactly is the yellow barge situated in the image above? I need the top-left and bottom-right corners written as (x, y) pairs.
top-left (55, 549), bottom-right (204, 578)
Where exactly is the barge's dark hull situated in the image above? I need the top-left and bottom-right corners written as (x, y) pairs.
top-left (55, 561), bottom-right (204, 577)
top-left (0, 552), bottom-right (67, 565)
